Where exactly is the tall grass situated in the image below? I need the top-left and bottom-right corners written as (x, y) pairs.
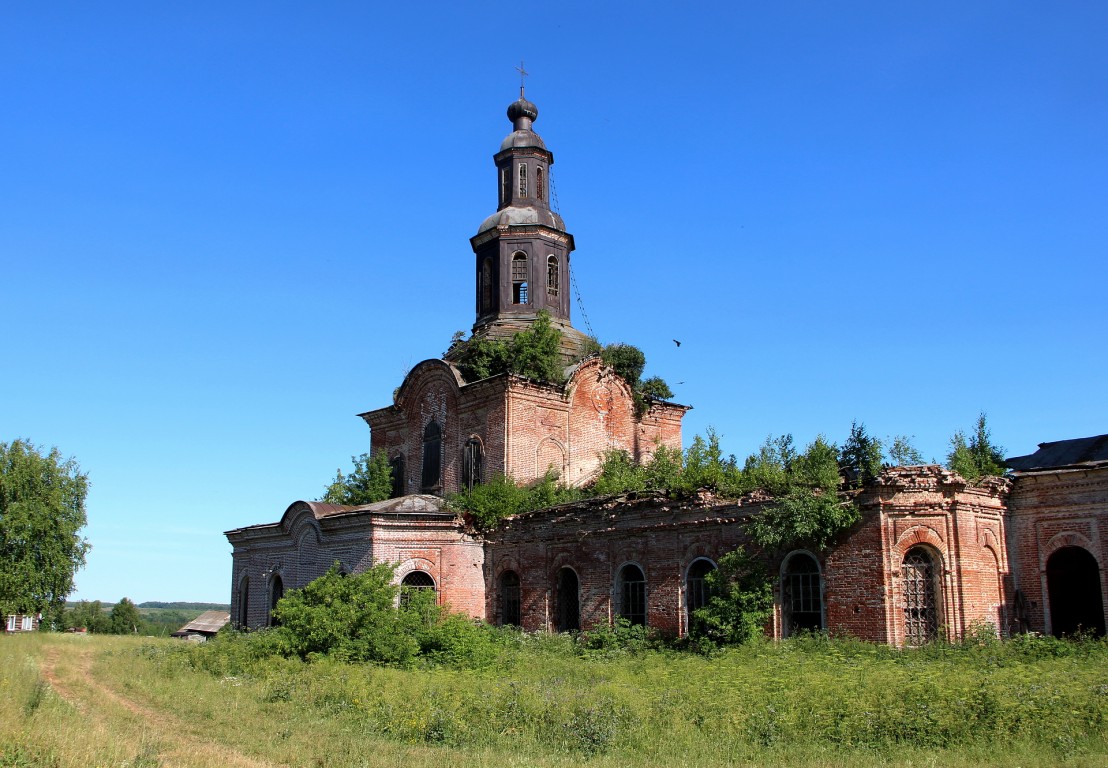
top-left (3, 631), bottom-right (1107, 767)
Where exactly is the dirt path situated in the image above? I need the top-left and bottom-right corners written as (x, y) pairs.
top-left (40, 643), bottom-right (280, 768)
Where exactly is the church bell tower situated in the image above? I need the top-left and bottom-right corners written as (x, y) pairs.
top-left (468, 88), bottom-right (592, 361)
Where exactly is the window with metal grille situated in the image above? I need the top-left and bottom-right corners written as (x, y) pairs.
top-left (462, 438), bottom-right (483, 490)
top-left (512, 253), bottom-right (528, 304)
top-left (685, 558), bottom-right (715, 629)
top-left (617, 564), bottom-right (647, 626)
top-left (555, 567), bottom-right (579, 632)
top-left (500, 570), bottom-right (521, 626)
top-left (902, 547), bottom-right (939, 645)
top-left (400, 570), bottom-right (436, 607)
top-left (518, 163), bottom-right (528, 198)
top-left (535, 165), bottom-right (544, 201)
top-left (547, 255), bottom-right (559, 298)
top-left (500, 167), bottom-right (509, 206)
top-left (421, 421), bottom-right (441, 491)
top-left (783, 552), bottom-right (823, 635)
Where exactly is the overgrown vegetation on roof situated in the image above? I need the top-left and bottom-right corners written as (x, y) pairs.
top-left (448, 315), bottom-right (674, 412)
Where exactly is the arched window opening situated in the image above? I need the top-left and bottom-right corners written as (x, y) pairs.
top-left (389, 454), bottom-right (405, 498)
top-left (782, 552), bottom-right (823, 636)
top-left (547, 255), bottom-right (559, 298)
top-left (902, 547), bottom-right (941, 645)
top-left (462, 438), bottom-right (483, 490)
top-left (480, 258), bottom-right (493, 314)
top-left (518, 163), bottom-right (528, 198)
top-left (400, 570), bottom-right (437, 607)
top-left (237, 577), bottom-right (250, 628)
top-left (1047, 546), bottom-right (1105, 637)
top-left (616, 564), bottom-right (647, 626)
top-left (535, 165), bottom-right (545, 201)
top-left (268, 573), bottom-right (284, 627)
top-left (500, 167), bottom-right (509, 206)
top-left (512, 253), bottom-right (529, 304)
top-left (685, 558), bottom-right (716, 629)
top-left (500, 570), bottom-right (521, 626)
top-left (421, 421), bottom-right (442, 492)
top-left (555, 567), bottom-right (580, 632)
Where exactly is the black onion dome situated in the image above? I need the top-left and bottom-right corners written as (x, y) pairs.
top-left (507, 97), bottom-right (538, 123)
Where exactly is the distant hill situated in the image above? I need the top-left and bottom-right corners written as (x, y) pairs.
top-left (137, 602), bottom-right (230, 610)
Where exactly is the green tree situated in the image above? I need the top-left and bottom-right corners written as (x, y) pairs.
top-left (0, 439), bottom-right (90, 625)
top-left (454, 311), bottom-right (565, 384)
top-left (272, 563), bottom-right (422, 664)
top-left (690, 547), bottom-right (773, 645)
top-left (109, 597), bottom-right (142, 634)
top-left (946, 413), bottom-right (1006, 480)
top-left (886, 434), bottom-right (925, 466)
top-left (839, 421), bottom-right (883, 487)
top-left (322, 451), bottom-right (393, 506)
top-left (741, 434), bottom-right (796, 496)
top-left (600, 343), bottom-right (646, 388)
top-left (64, 600), bottom-right (110, 633)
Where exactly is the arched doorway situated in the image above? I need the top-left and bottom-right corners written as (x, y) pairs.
top-left (554, 567), bottom-right (579, 632)
top-left (1047, 546), bottom-right (1105, 637)
top-left (237, 577), bottom-right (250, 628)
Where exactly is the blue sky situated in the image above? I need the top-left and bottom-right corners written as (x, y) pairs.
top-left (2, 2), bottom-right (1105, 604)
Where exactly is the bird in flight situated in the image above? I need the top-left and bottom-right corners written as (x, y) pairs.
top-left (673, 339), bottom-right (681, 347)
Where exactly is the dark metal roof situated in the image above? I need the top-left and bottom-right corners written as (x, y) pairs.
top-left (1005, 434), bottom-right (1108, 472)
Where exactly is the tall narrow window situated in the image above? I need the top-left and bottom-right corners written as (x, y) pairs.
top-left (518, 163), bottom-right (528, 198)
top-left (685, 559), bottom-right (715, 630)
top-left (616, 564), bottom-right (647, 626)
top-left (500, 570), bottom-right (521, 626)
top-left (462, 438), bottom-right (483, 490)
top-left (389, 455), bottom-right (405, 498)
top-left (903, 547), bottom-right (940, 645)
top-left (782, 552), bottom-right (823, 635)
top-left (547, 255), bottom-right (559, 298)
top-left (7, 615), bottom-right (16, 632)
top-left (512, 253), bottom-right (529, 304)
top-left (268, 573), bottom-right (284, 627)
top-left (500, 167), bottom-right (510, 206)
top-left (535, 165), bottom-right (545, 201)
top-left (555, 568), bottom-right (580, 632)
top-left (421, 420), bottom-right (442, 491)
top-left (238, 577), bottom-right (250, 628)
top-left (480, 258), bottom-right (493, 314)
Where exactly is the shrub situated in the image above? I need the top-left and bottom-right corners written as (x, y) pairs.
top-left (690, 547), bottom-right (773, 645)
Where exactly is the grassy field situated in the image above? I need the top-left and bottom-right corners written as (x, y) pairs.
top-left (2, 631), bottom-right (1106, 767)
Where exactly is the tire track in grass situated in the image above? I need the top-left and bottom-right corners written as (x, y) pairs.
top-left (41, 643), bottom-right (280, 768)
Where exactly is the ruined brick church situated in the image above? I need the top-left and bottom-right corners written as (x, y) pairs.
top-left (226, 91), bottom-right (1108, 645)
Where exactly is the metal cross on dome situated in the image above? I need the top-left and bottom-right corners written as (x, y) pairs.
top-left (515, 60), bottom-right (529, 98)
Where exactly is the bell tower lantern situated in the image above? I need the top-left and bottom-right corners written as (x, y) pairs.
top-left (468, 88), bottom-right (591, 361)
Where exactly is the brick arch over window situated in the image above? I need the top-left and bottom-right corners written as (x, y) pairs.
top-left (1043, 531), bottom-right (1098, 563)
top-left (894, 525), bottom-right (946, 560)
